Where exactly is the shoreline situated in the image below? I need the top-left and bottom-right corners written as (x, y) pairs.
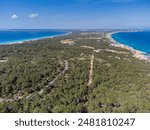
top-left (106, 31), bottom-right (150, 62)
top-left (0, 32), bottom-right (72, 46)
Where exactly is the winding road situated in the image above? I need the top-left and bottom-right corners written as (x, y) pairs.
top-left (38, 60), bottom-right (68, 95)
top-left (0, 60), bottom-right (69, 102)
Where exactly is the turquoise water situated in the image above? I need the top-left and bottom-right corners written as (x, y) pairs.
top-left (0, 30), bottom-right (68, 45)
top-left (112, 31), bottom-right (150, 54)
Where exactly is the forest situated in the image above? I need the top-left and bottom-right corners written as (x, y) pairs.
top-left (0, 32), bottom-right (150, 113)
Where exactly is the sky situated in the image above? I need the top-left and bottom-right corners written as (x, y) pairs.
top-left (0, 0), bottom-right (150, 29)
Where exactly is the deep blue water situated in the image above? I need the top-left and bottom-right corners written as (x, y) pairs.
top-left (112, 31), bottom-right (150, 54)
top-left (0, 30), bottom-right (68, 45)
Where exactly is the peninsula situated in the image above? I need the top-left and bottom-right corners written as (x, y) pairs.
top-left (0, 31), bottom-right (150, 113)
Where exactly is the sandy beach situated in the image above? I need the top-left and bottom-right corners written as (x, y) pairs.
top-left (106, 32), bottom-right (150, 62)
top-left (0, 32), bottom-right (72, 46)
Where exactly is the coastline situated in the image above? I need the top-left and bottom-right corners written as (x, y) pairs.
top-left (106, 31), bottom-right (150, 62)
top-left (0, 32), bottom-right (72, 46)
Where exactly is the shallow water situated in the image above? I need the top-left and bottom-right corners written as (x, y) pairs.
top-left (112, 31), bottom-right (150, 54)
top-left (0, 29), bottom-right (67, 45)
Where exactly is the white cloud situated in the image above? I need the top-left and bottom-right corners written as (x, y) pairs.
top-left (28, 13), bottom-right (39, 18)
top-left (11, 14), bottom-right (18, 19)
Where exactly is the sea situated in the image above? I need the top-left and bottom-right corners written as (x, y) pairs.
top-left (112, 31), bottom-right (150, 55)
top-left (0, 29), bottom-right (68, 45)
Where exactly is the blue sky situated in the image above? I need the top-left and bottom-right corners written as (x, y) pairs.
top-left (0, 0), bottom-right (150, 29)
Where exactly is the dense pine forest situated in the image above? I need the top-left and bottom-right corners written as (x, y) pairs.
top-left (0, 32), bottom-right (150, 113)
